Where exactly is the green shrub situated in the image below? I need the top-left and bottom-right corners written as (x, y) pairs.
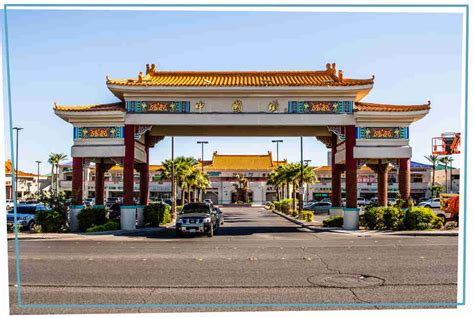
top-left (362, 206), bottom-right (404, 230)
top-left (144, 203), bottom-right (171, 226)
top-left (302, 210), bottom-right (314, 222)
top-left (36, 190), bottom-right (69, 232)
top-left (273, 201), bottom-right (282, 211)
top-left (86, 220), bottom-right (120, 232)
top-left (323, 216), bottom-right (343, 227)
top-left (403, 207), bottom-right (443, 230)
top-left (36, 209), bottom-right (68, 232)
top-left (291, 209), bottom-right (299, 217)
top-left (77, 207), bottom-right (107, 232)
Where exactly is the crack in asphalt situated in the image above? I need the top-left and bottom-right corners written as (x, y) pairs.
top-left (348, 288), bottom-right (379, 309)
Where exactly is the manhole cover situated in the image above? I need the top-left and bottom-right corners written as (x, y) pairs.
top-left (308, 274), bottom-right (384, 288)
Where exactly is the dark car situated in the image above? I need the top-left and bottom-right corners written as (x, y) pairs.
top-left (175, 203), bottom-right (219, 237)
top-left (108, 203), bottom-right (122, 221)
top-left (7, 204), bottom-right (50, 231)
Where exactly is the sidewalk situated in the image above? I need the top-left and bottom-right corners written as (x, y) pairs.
top-left (7, 222), bottom-right (176, 241)
top-left (271, 209), bottom-right (459, 237)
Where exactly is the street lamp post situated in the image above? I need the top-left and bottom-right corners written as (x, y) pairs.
top-left (304, 159), bottom-right (311, 203)
top-left (197, 141), bottom-right (209, 173)
top-left (12, 127), bottom-right (23, 202)
top-left (35, 160), bottom-right (41, 196)
top-left (272, 140), bottom-right (283, 166)
top-left (171, 136), bottom-right (176, 218)
top-left (299, 137), bottom-right (304, 215)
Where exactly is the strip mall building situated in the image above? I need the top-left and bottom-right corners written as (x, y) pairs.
top-left (57, 151), bottom-right (439, 204)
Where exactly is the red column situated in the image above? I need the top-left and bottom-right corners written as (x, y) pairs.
top-left (345, 125), bottom-right (357, 208)
top-left (331, 133), bottom-right (342, 207)
top-left (399, 158), bottom-right (411, 200)
top-left (377, 168), bottom-right (388, 207)
top-left (123, 125), bottom-right (135, 205)
top-left (95, 159), bottom-right (105, 205)
top-left (72, 157), bottom-right (83, 205)
top-left (140, 132), bottom-right (150, 205)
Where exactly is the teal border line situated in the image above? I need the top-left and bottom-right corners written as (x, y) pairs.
top-left (4, 2), bottom-right (468, 310)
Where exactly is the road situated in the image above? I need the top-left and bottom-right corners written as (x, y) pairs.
top-left (8, 207), bottom-right (458, 314)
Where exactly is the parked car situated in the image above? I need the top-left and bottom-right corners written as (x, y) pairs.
top-left (108, 203), bottom-right (122, 221)
top-left (106, 197), bottom-right (120, 208)
top-left (320, 197), bottom-right (332, 204)
top-left (203, 201), bottom-right (224, 225)
top-left (387, 198), bottom-right (397, 206)
top-left (6, 204), bottom-right (50, 231)
top-left (304, 202), bottom-right (332, 214)
top-left (204, 199), bottom-right (213, 205)
top-left (84, 198), bottom-right (95, 208)
top-left (418, 198), bottom-right (441, 208)
top-left (416, 197), bottom-right (430, 205)
top-left (175, 203), bottom-right (219, 237)
top-left (6, 200), bottom-right (14, 211)
top-left (357, 197), bottom-right (370, 206)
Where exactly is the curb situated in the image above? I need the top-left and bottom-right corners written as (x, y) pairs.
top-left (7, 221), bottom-right (177, 241)
top-left (270, 210), bottom-right (459, 236)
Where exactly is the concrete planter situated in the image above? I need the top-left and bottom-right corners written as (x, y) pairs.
top-left (68, 205), bottom-right (84, 232)
top-left (343, 207), bottom-right (360, 230)
top-left (136, 205), bottom-right (145, 227)
top-left (120, 206), bottom-right (137, 230)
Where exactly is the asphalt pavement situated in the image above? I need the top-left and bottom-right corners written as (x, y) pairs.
top-left (8, 207), bottom-right (459, 314)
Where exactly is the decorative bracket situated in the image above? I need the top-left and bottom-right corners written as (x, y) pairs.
top-left (328, 126), bottom-right (346, 141)
top-left (387, 159), bottom-right (399, 170)
top-left (134, 125), bottom-right (152, 140)
top-left (356, 159), bottom-right (368, 169)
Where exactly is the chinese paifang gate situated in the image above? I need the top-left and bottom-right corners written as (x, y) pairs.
top-left (54, 62), bottom-right (430, 231)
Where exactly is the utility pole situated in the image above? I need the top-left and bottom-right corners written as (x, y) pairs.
top-left (197, 141), bottom-right (208, 173)
top-left (304, 159), bottom-right (311, 203)
top-left (35, 160), bottom-right (41, 196)
top-left (12, 127), bottom-right (23, 202)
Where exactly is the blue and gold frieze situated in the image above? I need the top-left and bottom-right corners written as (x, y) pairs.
top-left (287, 101), bottom-right (353, 113)
top-left (74, 127), bottom-right (124, 139)
top-left (356, 127), bottom-right (409, 139)
top-left (126, 101), bottom-right (190, 113)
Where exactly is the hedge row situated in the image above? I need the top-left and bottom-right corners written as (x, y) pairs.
top-left (144, 203), bottom-right (171, 226)
top-left (362, 206), bottom-right (443, 230)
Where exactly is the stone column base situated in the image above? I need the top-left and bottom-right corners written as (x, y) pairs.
top-left (69, 205), bottom-right (83, 232)
top-left (121, 206), bottom-right (137, 230)
top-left (136, 205), bottom-right (145, 227)
top-left (330, 207), bottom-right (344, 217)
top-left (343, 207), bottom-right (360, 230)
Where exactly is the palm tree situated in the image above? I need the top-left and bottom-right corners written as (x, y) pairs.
top-left (54, 153), bottom-right (67, 192)
top-left (424, 154), bottom-right (439, 195)
top-left (161, 157), bottom-right (198, 208)
top-left (47, 153), bottom-right (67, 193)
top-left (439, 156), bottom-right (453, 192)
top-left (195, 171), bottom-right (210, 202)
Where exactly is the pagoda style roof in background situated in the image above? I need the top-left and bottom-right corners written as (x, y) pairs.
top-left (206, 151), bottom-right (287, 171)
top-left (5, 160), bottom-right (37, 177)
top-left (355, 101), bottom-right (431, 112)
top-left (54, 102), bottom-right (125, 112)
top-left (106, 63), bottom-right (375, 88)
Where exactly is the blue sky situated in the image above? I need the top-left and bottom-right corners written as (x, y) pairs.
top-left (2, 9), bottom-right (464, 174)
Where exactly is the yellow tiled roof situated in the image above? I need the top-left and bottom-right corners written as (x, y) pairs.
top-left (5, 160), bottom-right (36, 177)
top-left (54, 102), bottom-right (125, 112)
top-left (106, 63), bottom-right (374, 88)
top-left (355, 101), bottom-right (431, 112)
top-left (206, 152), bottom-right (282, 171)
top-left (108, 165), bottom-right (164, 171)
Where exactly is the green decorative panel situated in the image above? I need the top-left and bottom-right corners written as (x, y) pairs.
top-left (288, 101), bottom-right (353, 113)
top-left (357, 127), bottom-right (409, 139)
top-left (126, 101), bottom-right (190, 113)
top-left (74, 127), bottom-right (124, 139)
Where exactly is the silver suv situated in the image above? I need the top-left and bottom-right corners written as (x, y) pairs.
top-left (176, 203), bottom-right (219, 237)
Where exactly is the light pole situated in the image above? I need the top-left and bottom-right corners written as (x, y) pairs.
top-left (272, 140), bottom-right (283, 166)
top-left (304, 159), bottom-right (311, 203)
top-left (35, 160), bottom-right (41, 196)
top-left (171, 136), bottom-right (176, 218)
top-left (299, 136), bottom-right (304, 215)
top-left (12, 127), bottom-right (23, 202)
top-left (197, 141), bottom-right (208, 173)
